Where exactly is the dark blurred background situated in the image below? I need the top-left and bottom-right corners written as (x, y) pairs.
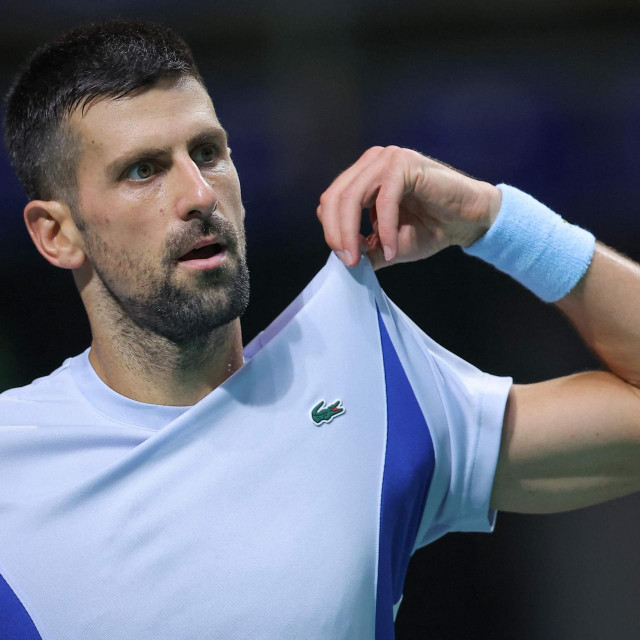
top-left (2, 1), bottom-right (640, 638)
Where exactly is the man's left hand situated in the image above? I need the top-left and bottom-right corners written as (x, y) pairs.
top-left (316, 146), bottom-right (502, 270)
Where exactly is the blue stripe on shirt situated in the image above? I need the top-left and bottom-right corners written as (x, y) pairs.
top-left (375, 305), bottom-right (435, 639)
top-left (0, 572), bottom-right (42, 639)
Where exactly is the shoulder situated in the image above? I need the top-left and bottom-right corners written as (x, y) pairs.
top-left (0, 353), bottom-right (82, 424)
top-left (1, 357), bottom-right (71, 399)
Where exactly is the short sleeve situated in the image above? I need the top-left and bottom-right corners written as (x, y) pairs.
top-left (373, 287), bottom-right (512, 552)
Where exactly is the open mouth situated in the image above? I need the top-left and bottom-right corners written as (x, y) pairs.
top-left (178, 243), bottom-right (224, 262)
top-left (176, 241), bottom-right (228, 271)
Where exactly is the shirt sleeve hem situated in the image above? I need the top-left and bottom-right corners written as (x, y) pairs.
top-left (456, 372), bottom-right (512, 532)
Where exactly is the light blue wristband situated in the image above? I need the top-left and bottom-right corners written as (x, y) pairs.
top-left (463, 184), bottom-right (596, 302)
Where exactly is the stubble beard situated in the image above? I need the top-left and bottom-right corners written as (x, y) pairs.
top-left (82, 213), bottom-right (251, 349)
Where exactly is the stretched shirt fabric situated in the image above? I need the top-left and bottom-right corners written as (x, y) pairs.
top-left (0, 252), bottom-right (511, 639)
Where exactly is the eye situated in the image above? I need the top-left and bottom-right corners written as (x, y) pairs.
top-left (126, 161), bottom-right (156, 181)
top-left (193, 145), bottom-right (218, 164)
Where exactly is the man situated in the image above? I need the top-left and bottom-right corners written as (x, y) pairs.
top-left (1, 18), bottom-right (638, 640)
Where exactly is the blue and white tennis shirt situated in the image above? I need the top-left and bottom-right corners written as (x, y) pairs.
top-left (0, 252), bottom-right (511, 639)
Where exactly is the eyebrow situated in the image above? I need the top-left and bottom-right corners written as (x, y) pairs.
top-left (105, 126), bottom-right (229, 178)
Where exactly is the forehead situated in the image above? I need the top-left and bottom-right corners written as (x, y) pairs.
top-left (70, 76), bottom-right (220, 163)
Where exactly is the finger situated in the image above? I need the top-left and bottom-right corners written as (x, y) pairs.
top-left (361, 208), bottom-right (386, 270)
top-left (335, 146), bottom-right (401, 266)
top-left (318, 146), bottom-right (386, 212)
top-left (317, 146), bottom-right (385, 229)
top-left (365, 245), bottom-right (386, 271)
top-left (317, 147), bottom-right (385, 262)
top-left (368, 203), bottom-right (377, 231)
top-left (363, 224), bottom-right (386, 270)
top-left (374, 161), bottom-right (407, 261)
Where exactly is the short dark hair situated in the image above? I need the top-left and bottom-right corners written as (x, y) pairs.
top-left (3, 19), bottom-right (204, 207)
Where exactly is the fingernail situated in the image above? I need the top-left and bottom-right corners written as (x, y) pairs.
top-left (383, 245), bottom-right (393, 261)
top-left (336, 249), bottom-right (352, 265)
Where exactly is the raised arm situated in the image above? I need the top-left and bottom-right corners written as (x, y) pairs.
top-left (316, 145), bottom-right (640, 514)
top-left (492, 243), bottom-right (640, 513)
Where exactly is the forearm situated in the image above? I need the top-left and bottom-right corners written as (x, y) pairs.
top-left (556, 242), bottom-right (640, 387)
top-left (460, 185), bottom-right (640, 387)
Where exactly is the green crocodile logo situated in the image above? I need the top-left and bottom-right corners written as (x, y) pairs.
top-left (311, 400), bottom-right (345, 425)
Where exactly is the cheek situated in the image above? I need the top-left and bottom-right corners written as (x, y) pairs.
top-left (84, 217), bottom-right (162, 272)
top-left (76, 179), bottom-right (170, 271)
top-left (85, 200), bottom-right (165, 254)
top-left (222, 175), bottom-right (245, 221)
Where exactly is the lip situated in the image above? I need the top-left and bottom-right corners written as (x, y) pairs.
top-left (177, 247), bottom-right (227, 271)
top-left (175, 235), bottom-right (228, 271)
top-left (178, 235), bottom-right (219, 259)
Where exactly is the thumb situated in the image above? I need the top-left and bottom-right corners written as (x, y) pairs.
top-left (362, 243), bottom-right (390, 271)
top-left (364, 245), bottom-right (387, 271)
top-left (359, 233), bottom-right (389, 271)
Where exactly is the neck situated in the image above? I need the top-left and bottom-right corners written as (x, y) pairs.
top-left (88, 319), bottom-right (244, 406)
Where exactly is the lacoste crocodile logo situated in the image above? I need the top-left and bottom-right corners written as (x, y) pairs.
top-left (310, 400), bottom-right (346, 425)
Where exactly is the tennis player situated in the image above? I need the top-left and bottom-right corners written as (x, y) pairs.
top-left (1, 19), bottom-right (639, 640)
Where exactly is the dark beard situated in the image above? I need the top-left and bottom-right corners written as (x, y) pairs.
top-left (113, 255), bottom-right (251, 344)
top-left (85, 212), bottom-right (251, 345)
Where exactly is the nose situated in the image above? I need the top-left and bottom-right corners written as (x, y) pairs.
top-left (172, 155), bottom-right (218, 220)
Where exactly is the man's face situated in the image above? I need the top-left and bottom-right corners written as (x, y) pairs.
top-left (70, 75), bottom-right (249, 344)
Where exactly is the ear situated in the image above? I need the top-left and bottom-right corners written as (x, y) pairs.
top-left (24, 200), bottom-right (86, 270)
